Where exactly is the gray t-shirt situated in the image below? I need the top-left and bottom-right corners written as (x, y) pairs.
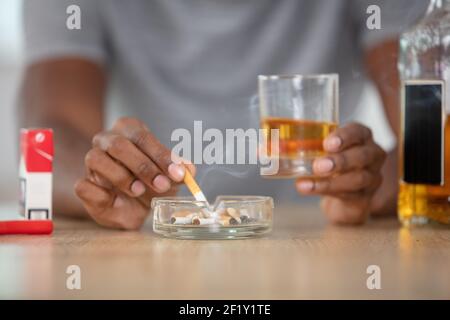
top-left (23, 0), bottom-right (428, 202)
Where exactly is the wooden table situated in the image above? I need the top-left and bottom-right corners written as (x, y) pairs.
top-left (0, 202), bottom-right (449, 299)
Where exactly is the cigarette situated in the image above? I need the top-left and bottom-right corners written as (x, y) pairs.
top-left (183, 169), bottom-right (213, 218)
top-left (226, 208), bottom-right (241, 224)
top-left (183, 169), bottom-right (207, 203)
top-left (216, 207), bottom-right (228, 217)
top-left (170, 216), bottom-right (193, 225)
top-left (216, 215), bottom-right (239, 226)
top-left (217, 216), bottom-right (231, 226)
top-left (170, 211), bottom-right (200, 224)
top-left (0, 220), bottom-right (53, 235)
top-left (229, 217), bottom-right (240, 225)
top-left (240, 209), bottom-right (250, 223)
top-left (192, 217), bottom-right (216, 225)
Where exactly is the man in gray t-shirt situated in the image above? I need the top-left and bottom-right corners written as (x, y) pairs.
top-left (21, 0), bottom-right (427, 229)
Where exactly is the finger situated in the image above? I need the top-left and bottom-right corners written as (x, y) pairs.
top-left (136, 181), bottom-right (179, 209)
top-left (112, 117), bottom-right (187, 182)
top-left (87, 169), bottom-right (113, 190)
top-left (296, 170), bottom-right (381, 195)
top-left (184, 162), bottom-right (196, 176)
top-left (313, 143), bottom-right (386, 176)
top-left (92, 132), bottom-right (171, 193)
top-left (74, 179), bottom-right (149, 230)
top-left (85, 148), bottom-right (148, 197)
top-left (323, 122), bottom-right (373, 152)
top-left (74, 182), bottom-right (122, 230)
top-left (170, 153), bottom-right (197, 178)
top-left (74, 178), bottom-right (114, 210)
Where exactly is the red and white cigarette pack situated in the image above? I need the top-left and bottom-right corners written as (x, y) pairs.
top-left (19, 129), bottom-right (54, 220)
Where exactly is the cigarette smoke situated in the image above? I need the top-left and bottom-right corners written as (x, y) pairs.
top-left (196, 93), bottom-right (260, 187)
top-left (197, 163), bottom-right (254, 186)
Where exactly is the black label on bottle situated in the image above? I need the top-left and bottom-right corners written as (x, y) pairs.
top-left (403, 81), bottom-right (444, 185)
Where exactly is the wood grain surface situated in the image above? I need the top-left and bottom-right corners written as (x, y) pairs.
top-left (0, 203), bottom-right (449, 299)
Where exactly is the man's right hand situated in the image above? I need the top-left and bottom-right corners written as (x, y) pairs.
top-left (74, 117), bottom-right (195, 230)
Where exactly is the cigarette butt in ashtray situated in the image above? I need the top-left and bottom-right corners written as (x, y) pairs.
top-left (192, 217), bottom-right (216, 226)
top-left (240, 209), bottom-right (250, 223)
top-left (214, 208), bottom-right (241, 226)
top-left (183, 168), bottom-right (213, 217)
top-left (217, 215), bottom-right (240, 226)
top-left (171, 216), bottom-right (193, 225)
top-left (216, 207), bottom-right (228, 217)
top-left (217, 216), bottom-right (231, 226)
top-left (226, 208), bottom-right (241, 224)
top-left (171, 211), bottom-right (208, 224)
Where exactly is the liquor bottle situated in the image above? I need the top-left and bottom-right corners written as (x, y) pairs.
top-left (398, 0), bottom-right (450, 226)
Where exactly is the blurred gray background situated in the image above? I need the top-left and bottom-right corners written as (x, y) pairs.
top-left (0, 0), bottom-right (395, 205)
top-left (0, 0), bottom-right (23, 204)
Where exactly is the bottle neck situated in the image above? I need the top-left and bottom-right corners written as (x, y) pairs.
top-left (428, 0), bottom-right (450, 13)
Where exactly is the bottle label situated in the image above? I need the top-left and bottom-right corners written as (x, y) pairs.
top-left (402, 80), bottom-right (445, 185)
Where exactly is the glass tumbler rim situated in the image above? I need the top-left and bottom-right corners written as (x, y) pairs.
top-left (258, 73), bottom-right (338, 81)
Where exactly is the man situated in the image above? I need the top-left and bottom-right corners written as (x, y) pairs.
top-left (20, 0), bottom-right (428, 229)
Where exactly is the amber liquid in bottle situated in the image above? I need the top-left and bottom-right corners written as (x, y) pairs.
top-left (398, 115), bottom-right (450, 226)
top-left (261, 117), bottom-right (337, 178)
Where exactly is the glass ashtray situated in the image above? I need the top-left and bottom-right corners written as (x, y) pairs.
top-left (152, 196), bottom-right (274, 239)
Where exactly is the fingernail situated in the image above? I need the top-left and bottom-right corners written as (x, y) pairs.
top-left (131, 180), bottom-right (146, 196)
top-left (168, 163), bottom-right (185, 182)
top-left (315, 158), bottom-right (334, 173)
top-left (325, 136), bottom-right (342, 151)
top-left (297, 180), bottom-right (314, 193)
top-left (153, 175), bottom-right (171, 193)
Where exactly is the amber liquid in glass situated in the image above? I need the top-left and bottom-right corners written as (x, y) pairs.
top-left (261, 117), bottom-right (337, 178)
top-left (398, 115), bottom-right (450, 226)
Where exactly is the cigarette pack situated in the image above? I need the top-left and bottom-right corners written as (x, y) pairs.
top-left (19, 129), bottom-right (54, 220)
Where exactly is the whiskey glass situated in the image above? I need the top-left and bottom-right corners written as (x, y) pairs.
top-left (258, 74), bottom-right (339, 178)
